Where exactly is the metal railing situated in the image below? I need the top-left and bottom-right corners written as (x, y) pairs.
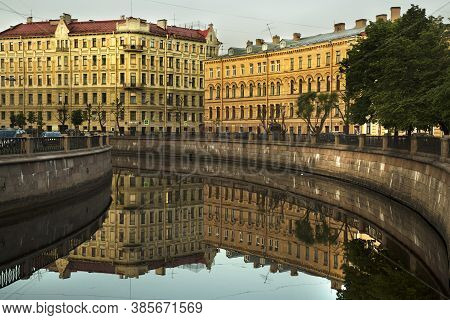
top-left (0, 138), bottom-right (26, 155)
top-left (69, 136), bottom-right (88, 150)
top-left (316, 133), bottom-right (335, 144)
top-left (339, 134), bottom-right (359, 146)
top-left (32, 137), bottom-right (64, 153)
top-left (365, 136), bottom-right (383, 148)
top-left (388, 136), bottom-right (411, 151)
top-left (0, 135), bottom-right (108, 157)
top-left (417, 136), bottom-right (441, 156)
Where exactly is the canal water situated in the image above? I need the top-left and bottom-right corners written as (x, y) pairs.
top-left (0, 156), bottom-right (448, 300)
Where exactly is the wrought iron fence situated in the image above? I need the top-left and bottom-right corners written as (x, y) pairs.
top-left (317, 133), bottom-right (335, 144)
top-left (365, 136), bottom-right (383, 148)
top-left (91, 135), bottom-right (100, 148)
top-left (32, 137), bottom-right (64, 153)
top-left (416, 136), bottom-right (441, 156)
top-left (388, 136), bottom-right (411, 151)
top-left (339, 134), bottom-right (359, 146)
top-left (296, 134), bottom-right (312, 143)
top-left (0, 138), bottom-right (25, 155)
top-left (69, 136), bottom-right (88, 150)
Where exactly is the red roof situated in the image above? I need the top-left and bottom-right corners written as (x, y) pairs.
top-left (0, 19), bottom-right (209, 42)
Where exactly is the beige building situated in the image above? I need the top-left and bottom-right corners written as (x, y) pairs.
top-left (0, 14), bottom-right (220, 134)
top-left (204, 8), bottom-right (402, 135)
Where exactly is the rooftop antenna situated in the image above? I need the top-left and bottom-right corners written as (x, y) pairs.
top-left (173, 13), bottom-right (176, 26)
top-left (266, 23), bottom-right (273, 38)
top-left (130, 0), bottom-right (133, 17)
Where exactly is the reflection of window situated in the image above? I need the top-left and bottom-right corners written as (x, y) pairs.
top-left (305, 246), bottom-right (310, 260)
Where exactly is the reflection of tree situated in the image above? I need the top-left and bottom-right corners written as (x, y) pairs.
top-left (337, 239), bottom-right (441, 300)
top-left (294, 210), bottom-right (338, 245)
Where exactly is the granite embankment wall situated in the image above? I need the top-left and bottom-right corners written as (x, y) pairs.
top-left (111, 137), bottom-right (450, 264)
top-left (0, 146), bottom-right (112, 214)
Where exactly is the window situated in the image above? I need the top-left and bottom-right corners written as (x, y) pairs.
top-left (316, 54), bottom-right (321, 67)
top-left (336, 51), bottom-right (341, 64)
top-left (290, 58), bottom-right (294, 71)
top-left (326, 52), bottom-right (331, 66)
top-left (307, 55), bottom-right (312, 68)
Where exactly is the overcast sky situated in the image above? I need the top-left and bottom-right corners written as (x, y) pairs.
top-left (0, 0), bottom-right (448, 52)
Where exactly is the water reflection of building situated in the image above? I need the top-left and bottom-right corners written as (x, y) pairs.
top-left (202, 179), bottom-right (362, 290)
top-left (50, 172), bottom-right (211, 279)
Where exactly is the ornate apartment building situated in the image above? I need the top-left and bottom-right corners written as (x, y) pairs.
top-left (49, 172), bottom-right (210, 279)
top-left (0, 14), bottom-right (220, 134)
top-left (204, 8), bottom-right (401, 135)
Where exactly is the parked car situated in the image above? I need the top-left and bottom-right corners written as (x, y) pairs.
top-left (0, 128), bottom-right (18, 138)
top-left (0, 129), bottom-right (21, 153)
top-left (41, 131), bottom-right (62, 138)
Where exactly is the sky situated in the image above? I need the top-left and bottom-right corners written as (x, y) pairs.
top-left (0, 0), bottom-right (448, 52)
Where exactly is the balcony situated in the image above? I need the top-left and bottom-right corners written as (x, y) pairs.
top-left (123, 44), bottom-right (144, 52)
top-left (123, 82), bottom-right (143, 90)
top-left (56, 47), bottom-right (69, 52)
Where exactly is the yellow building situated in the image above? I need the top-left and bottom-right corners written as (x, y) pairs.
top-left (205, 8), bottom-right (401, 135)
top-left (0, 14), bottom-right (221, 134)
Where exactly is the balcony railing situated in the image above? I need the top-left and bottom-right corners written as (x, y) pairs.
top-left (123, 44), bottom-right (144, 52)
top-left (123, 83), bottom-right (143, 90)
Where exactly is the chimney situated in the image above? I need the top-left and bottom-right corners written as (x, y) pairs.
top-left (376, 14), bottom-right (388, 22)
top-left (272, 35), bottom-right (280, 45)
top-left (355, 19), bottom-right (367, 29)
top-left (255, 39), bottom-right (264, 46)
top-left (246, 40), bottom-right (253, 47)
top-left (157, 19), bottom-right (167, 30)
top-left (120, 15), bottom-right (126, 20)
top-left (26, 17), bottom-right (33, 24)
top-left (293, 33), bottom-right (301, 41)
top-left (391, 7), bottom-right (401, 21)
top-left (60, 13), bottom-right (72, 24)
top-left (334, 23), bottom-right (346, 32)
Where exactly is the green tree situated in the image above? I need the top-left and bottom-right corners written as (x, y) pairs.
top-left (9, 114), bottom-right (17, 128)
top-left (16, 113), bottom-right (26, 129)
top-left (297, 92), bottom-right (338, 135)
top-left (57, 104), bottom-right (70, 132)
top-left (26, 111), bottom-right (36, 127)
top-left (96, 104), bottom-right (107, 133)
top-left (342, 5), bottom-right (450, 134)
top-left (111, 98), bottom-right (124, 136)
top-left (70, 109), bottom-right (84, 133)
top-left (36, 112), bottom-right (45, 133)
top-left (83, 103), bottom-right (94, 132)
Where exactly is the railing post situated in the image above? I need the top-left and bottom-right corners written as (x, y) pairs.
top-left (106, 135), bottom-right (110, 146)
top-left (441, 136), bottom-right (449, 161)
top-left (99, 135), bottom-right (103, 147)
top-left (311, 135), bottom-right (317, 145)
top-left (382, 134), bottom-right (389, 151)
top-left (410, 135), bottom-right (418, 156)
top-left (334, 134), bottom-right (340, 147)
top-left (63, 136), bottom-right (70, 152)
top-left (268, 133), bottom-right (273, 143)
top-left (86, 136), bottom-right (92, 149)
top-left (249, 133), bottom-right (255, 142)
top-left (358, 134), bottom-right (366, 148)
top-left (24, 136), bottom-right (32, 154)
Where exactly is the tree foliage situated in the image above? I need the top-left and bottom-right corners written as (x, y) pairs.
top-left (71, 109), bottom-right (84, 128)
top-left (16, 113), bottom-right (26, 129)
top-left (297, 92), bottom-right (338, 135)
top-left (342, 5), bottom-right (450, 134)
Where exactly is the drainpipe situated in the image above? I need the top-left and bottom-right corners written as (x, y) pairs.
top-left (329, 40), bottom-right (333, 133)
top-left (220, 56), bottom-right (224, 133)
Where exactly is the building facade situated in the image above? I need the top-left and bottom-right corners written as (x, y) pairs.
top-left (0, 14), bottom-right (221, 134)
top-left (204, 8), bottom-right (401, 135)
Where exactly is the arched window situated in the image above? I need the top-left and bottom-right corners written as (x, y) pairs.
top-left (240, 84), bottom-right (245, 98)
top-left (336, 75), bottom-right (341, 91)
top-left (257, 105), bottom-right (261, 119)
top-left (209, 107), bottom-right (213, 119)
top-left (226, 86), bottom-right (230, 98)
top-left (240, 106), bottom-right (244, 119)
top-left (276, 82), bottom-right (281, 95)
top-left (216, 85), bottom-right (221, 99)
top-left (232, 85), bottom-right (236, 98)
top-left (270, 83), bottom-right (275, 96)
top-left (307, 78), bottom-right (312, 92)
top-left (263, 83), bottom-right (267, 96)
top-left (290, 80), bottom-right (295, 95)
top-left (249, 83), bottom-right (254, 97)
top-left (209, 86), bottom-right (214, 100)
top-left (257, 83), bottom-right (261, 96)
top-left (232, 106), bottom-right (236, 119)
top-left (249, 105), bottom-right (253, 119)
top-left (317, 77), bottom-right (321, 92)
top-left (326, 76), bottom-right (331, 92)
top-left (290, 105), bottom-right (294, 118)
top-left (299, 79), bottom-right (303, 94)
top-left (216, 107), bottom-right (220, 119)
top-left (225, 106), bottom-right (230, 120)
